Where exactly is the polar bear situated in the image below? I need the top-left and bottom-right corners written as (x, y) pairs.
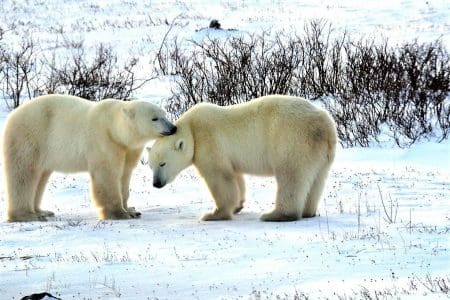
top-left (148, 95), bottom-right (337, 221)
top-left (2, 94), bottom-right (177, 222)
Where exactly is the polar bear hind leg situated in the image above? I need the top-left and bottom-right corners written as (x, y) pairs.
top-left (302, 165), bottom-right (330, 218)
top-left (260, 170), bottom-right (313, 222)
top-left (6, 164), bottom-right (46, 222)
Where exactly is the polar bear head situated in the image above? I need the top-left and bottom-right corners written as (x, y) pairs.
top-left (147, 131), bottom-right (194, 188)
top-left (121, 100), bottom-right (177, 140)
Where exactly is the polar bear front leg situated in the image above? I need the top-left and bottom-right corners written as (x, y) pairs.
top-left (201, 171), bottom-right (240, 221)
top-left (89, 167), bottom-right (132, 220)
top-left (233, 173), bottom-right (246, 214)
top-left (121, 149), bottom-right (143, 218)
top-left (34, 171), bottom-right (55, 219)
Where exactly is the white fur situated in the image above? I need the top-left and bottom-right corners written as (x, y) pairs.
top-left (2, 94), bottom-right (176, 221)
top-left (148, 95), bottom-right (337, 221)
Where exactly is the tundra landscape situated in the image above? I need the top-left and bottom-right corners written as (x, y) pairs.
top-left (0, 1), bottom-right (449, 299)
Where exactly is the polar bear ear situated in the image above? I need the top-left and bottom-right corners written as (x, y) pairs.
top-left (175, 139), bottom-right (184, 151)
top-left (123, 108), bottom-right (136, 119)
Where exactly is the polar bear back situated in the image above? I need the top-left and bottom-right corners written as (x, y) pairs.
top-left (183, 95), bottom-right (335, 175)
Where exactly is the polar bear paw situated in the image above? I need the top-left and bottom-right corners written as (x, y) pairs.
top-left (126, 207), bottom-right (142, 218)
top-left (101, 209), bottom-right (130, 220)
top-left (260, 210), bottom-right (299, 222)
top-left (7, 211), bottom-right (48, 222)
top-left (233, 205), bottom-right (244, 214)
top-left (36, 209), bottom-right (55, 218)
top-left (201, 209), bottom-right (232, 221)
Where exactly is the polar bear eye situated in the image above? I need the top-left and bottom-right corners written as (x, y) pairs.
top-left (159, 162), bottom-right (166, 167)
top-left (152, 117), bottom-right (158, 121)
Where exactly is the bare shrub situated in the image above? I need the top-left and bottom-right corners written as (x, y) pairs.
top-left (391, 40), bottom-right (450, 146)
top-left (41, 42), bottom-right (150, 101)
top-left (0, 39), bottom-right (38, 109)
top-left (157, 21), bottom-right (450, 147)
top-left (164, 31), bottom-right (305, 117)
top-left (377, 184), bottom-right (398, 224)
top-left (414, 274), bottom-right (450, 294)
top-left (154, 14), bottom-right (186, 76)
top-left (295, 20), bottom-right (346, 99)
top-left (1, 34), bottom-right (154, 108)
top-left (328, 38), bottom-right (450, 147)
top-left (0, 27), bottom-right (4, 57)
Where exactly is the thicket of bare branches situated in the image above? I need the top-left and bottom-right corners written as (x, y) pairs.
top-left (1, 21), bottom-right (449, 147)
top-left (0, 36), bottom-right (151, 108)
top-left (333, 38), bottom-right (450, 147)
top-left (41, 43), bottom-right (149, 101)
top-left (157, 21), bottom-right (450, 147)
top-left (0, 38), bottom-right (38, 109)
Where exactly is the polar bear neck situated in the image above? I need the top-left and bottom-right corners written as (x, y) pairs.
top-left (107, 112), bottom-right (146, 150)
top-left (174, 117), bottom-right (195, 163)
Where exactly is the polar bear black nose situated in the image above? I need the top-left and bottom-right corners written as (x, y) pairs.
top-left (153, 178), bottom-right (164, 188)
top-left (160, 124), bottom-right (177, 136)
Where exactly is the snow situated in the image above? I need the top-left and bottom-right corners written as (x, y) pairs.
top-left (2, 143), bottom-right (449, 299)
top-left (1, 1), bottom-right (449, 299)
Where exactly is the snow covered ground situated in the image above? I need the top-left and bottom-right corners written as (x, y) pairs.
top-left (0, 141), bottom-right (449, 299)
top-left (1, 1), bottom-right (449, 299)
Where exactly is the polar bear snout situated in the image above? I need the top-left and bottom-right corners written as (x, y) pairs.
top-left (152, 167), bottom-right (166, 188)
top-left (160, 120), bottom-right (177, 136)
top-left (153, 176), bottom-right (166, 188)
top-left (167, 123), bottom-right (177, 135)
